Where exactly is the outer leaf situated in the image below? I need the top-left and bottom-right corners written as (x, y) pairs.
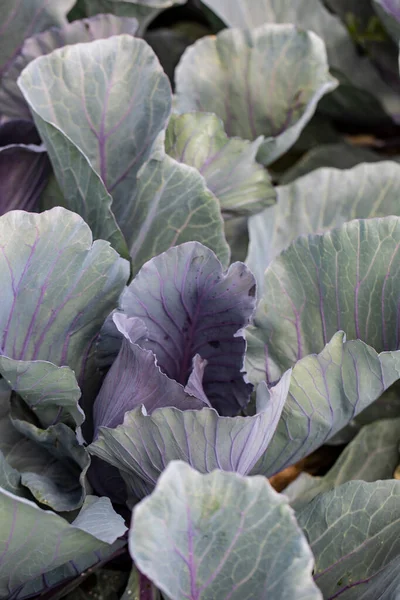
top-left (175, 24), bottom-right (337, 165)
top-left (0, 207), bottom-right (129, 404)
top-left (129, 461), bottom-right (321, 600)
top-left (7, 410), bottom-right (90, 512)
top-left (247, 162), bottom-right (400, 294)
top-left (297, 481), bottom-right (400, 599)
top-left (123, 156), bottom-right (230, 276)
top-left (0, 357), bottom-right (83, 428)
top-left (251, 332), bottom-right (400, 477)
top-left (18, 35), bottom-right (171, 244)
top-left (0, 491), bottom-right (126, 599)
top-left (0, 14), bottom-right (139, 120)
top-left (286, 418), bottom-right (400, 511)
top-left (93, 313), bottom-right (207, 432)
top-left (247, 216), bottom-right (400, 383)
top-left (120, 242), bottom-right (254, 415)
top-left (89, 372), bottom-right (291, 499)
top-left (165, 113), bottom-right (276, 217)
top-left (0, 0), bottom-right (75, 78)
top-left (200, 0), bottom-right (400, 120)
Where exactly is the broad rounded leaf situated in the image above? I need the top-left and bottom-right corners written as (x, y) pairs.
top-left (200, 0), bottom-right (399, 120)
top-left (129, 461), bottom-right (321, 600)
top-left (18, 35), bottom-right (172, 244)
top-left (175, 24), bottom-right (337, 165)
top-left (0, 13), bottom-right (139, 120)
top-left (297, 480), bottom-right (400, 599)
top-left (0, 0), bottom-right (75, 78)
top-left (0, 207), bottom-right (129, 404)
top-left (247, 162), bottom-right (400, 294)
top-left (286, 418), bottom-right (400, 511)
top-left (0, 491), bottom-right (126, 599)
top-left (89, 372), bottom-right (291, 498)
top-left (120, 242), bottom-right (254, 415)
top-left (124, 156), bottom-right (230, 276)
top-left (247, 216), bottom-right (400, 383)
top-left (165, 113), bottom-right (276, 217)
top-left (252, 332), bottom-right (400, 477)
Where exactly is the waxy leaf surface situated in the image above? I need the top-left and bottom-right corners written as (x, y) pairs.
top-left (247, 162), bottom-right (400, 294)
top-left (165, 113), bottom-right (276, 217)
top-left (298, 481), bottom-right (400, 599)
top-left (252, 333), bottom-right (400, 477)
top-left (0, 14), bottom-right (139, 120)
top-left (175, 24), bottom-right (336, 164)
top-left (0, 492), bottom-right (126, 599)
top-left (247, 216), bottom-right (400, 383)
top-left (129, 461), bottom-right (321, 600)
top-left (0, 207), bottom-right (129, 402)
top-left (89, 372), bottom-right (291, 498)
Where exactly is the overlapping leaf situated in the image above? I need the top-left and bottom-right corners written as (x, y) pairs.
top-left (247, 162), bottom-right (400, 294)
top-left (250, 332), bottom-right (400, 477)
top-left (0, 14), bottom-right (139, 120)
top-left (129, 461), bottom-right (321, 600)
top-left (247, 216), bottom-right (400, 383)
top-left (89, 372), bottom-right (291, 499)
top-left (175, 24), bottom-right (337, 165)
top-left (0, 492), bottom-right (126, 599)
top-left (165, 113), bottom-right (276, 217)
top-left (0, 208), bottom-right (129, 405)
top-left (285, 418), bottom-right (400, 510)
top-left (297, 480), bottom-right (400, 599)
top-left (119, 242), bottom-right (254, 415)
top-left (123, 156), bottom-right (230, 276)
top-left (93, 313), bottom-right (207, 433)
top-left (18, 35), bottom-right (171, 247)
top-left (200, 0), bottom-right (400, 120)
top-left (0, 0), bottom-right (74, 79)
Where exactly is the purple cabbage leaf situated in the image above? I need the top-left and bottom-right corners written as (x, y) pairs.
top-left (0, 13), bottom-right (139, 120)
top-left (18, 36), bottom-right (229, 271)
top-left (297, 480), bottom-right (400, 599)
top-left (129, 461), bottom-right (322, 600)
top-left (116, 242), bottom-right (256, 416)
top-left (0, 0), bottom-right (75, 81)
top-left (0, 207), bottom-right (129, 415)
top-left (247, 161), bottom-right (400, 296)
top-left (175, 23), bottom-right (337, 165)
top-left (247, 216), bottom-right (400, 383)
top-left (0, 491), bottom-right (126, 600)
top-left (165, 112), bottom-right (276, 218)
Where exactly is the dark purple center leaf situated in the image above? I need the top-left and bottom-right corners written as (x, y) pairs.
top-left (93, 313), bottom-right (207, 433)
top-left (120, 242), bottom-right (257, 416)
